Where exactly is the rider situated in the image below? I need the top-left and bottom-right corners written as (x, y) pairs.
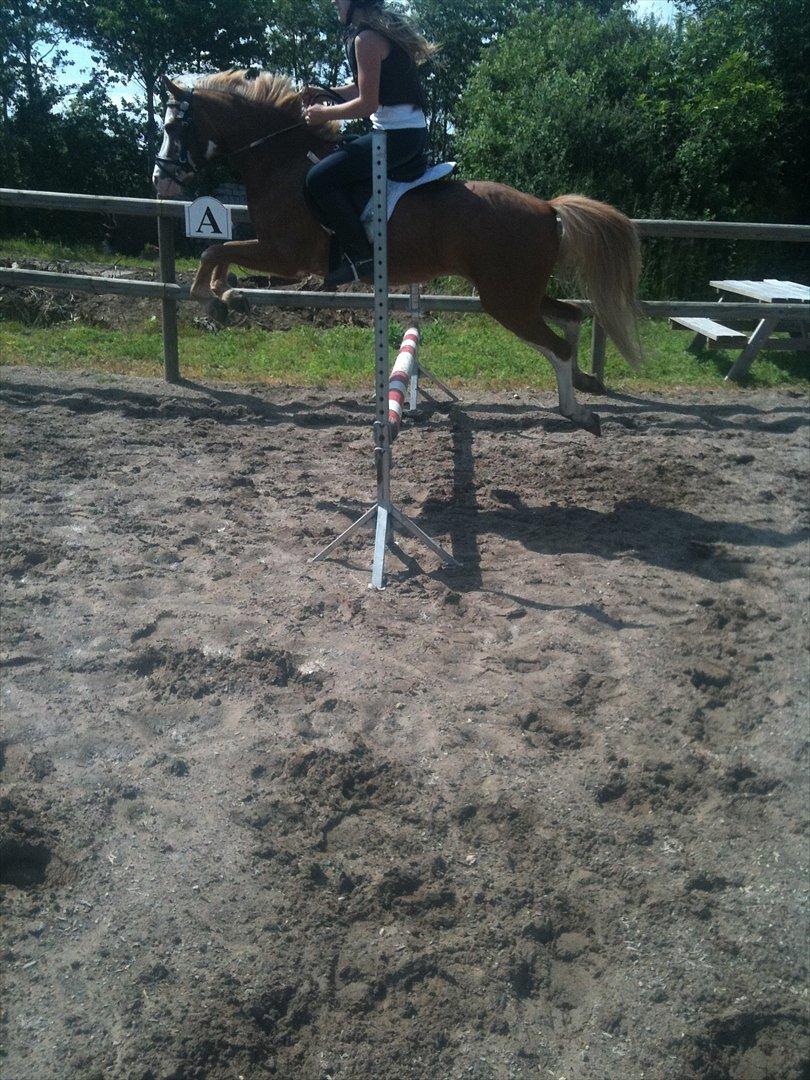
top-left (303, 0), bottom-right (435, 287)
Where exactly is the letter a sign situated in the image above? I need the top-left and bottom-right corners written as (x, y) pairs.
top-left (184, 196), bottom-right (232, 240)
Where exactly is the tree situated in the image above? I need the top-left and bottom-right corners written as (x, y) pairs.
top-left (455, 1), bottom-right (799, 294)
top-left (411, 0), bottom-right (631, 158)
top-left (410, 0), bottom-right (524, 159)
top-left (252, 0), bottom-right (347, 86)
top-left (49, 0), bottom-right (263, 169)
top-left (674, 0), bottom-right (810, 221)
top-left (55, 73), bottom-right (146, 195)
top-left (0, 25), bottom-right (146, 240)
top-left (0, 0), bottom-right (68, 186)
top-left (668, 11), bottom-right (784, 220)
top-left (456, 4), bottom-right (675, 210)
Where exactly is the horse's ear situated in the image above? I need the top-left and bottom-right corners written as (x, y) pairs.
top-left (163, 76), bottom-right (190, 101)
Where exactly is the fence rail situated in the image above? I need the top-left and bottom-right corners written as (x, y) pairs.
top-left (2, 186), bottom-right (809, 382)
top-left (4, 188), bottom-right (810, 240)
top-left (5, 267), bottom-right (809, 323)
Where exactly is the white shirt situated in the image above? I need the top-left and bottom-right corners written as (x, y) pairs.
top-left (370, 104), bottom-right (427, 131)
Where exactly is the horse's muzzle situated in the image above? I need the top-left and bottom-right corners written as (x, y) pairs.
top-left (153, 174), bottom-right (186, 200)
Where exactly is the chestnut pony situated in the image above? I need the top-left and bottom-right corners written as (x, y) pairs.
top-left (154, 70), bottom-right (643, 435)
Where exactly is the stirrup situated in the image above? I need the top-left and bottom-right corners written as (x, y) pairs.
top-left (324, 254), bottom-right (373, 288)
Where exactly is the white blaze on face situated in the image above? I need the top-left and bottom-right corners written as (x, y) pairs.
top-left (152, 103), bottom-right (189, 198)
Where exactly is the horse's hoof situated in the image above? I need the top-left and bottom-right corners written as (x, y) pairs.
top-left (568, 410), bottom-right (601, 436)
top-left (222, 288), bottom-right (250, 315)
top-left (582, 411), bottom-right (602, 437)
top-left (205, 297), bottom-right (229, 324)
top-left (573, 370), bottom-right (608, 395)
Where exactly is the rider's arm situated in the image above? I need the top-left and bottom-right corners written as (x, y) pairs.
top-left (309, 32), bottom-right (389, 121)
top-left (302, 83), bottom-right (358, 104)
top-left (333, 83), bottom-right (359, 101)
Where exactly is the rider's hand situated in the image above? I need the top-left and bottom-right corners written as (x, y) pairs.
top-left (303, 86), bottom-right (339, 107)
top-left (304, 104), bottom-right (331, 125)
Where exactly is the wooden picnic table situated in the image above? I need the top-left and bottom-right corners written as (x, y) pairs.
top-left (710, 279), bottom-right (810, 303)
top-left (670, 278), bottom-right (810, 381)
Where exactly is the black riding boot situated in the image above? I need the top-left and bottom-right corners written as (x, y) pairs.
top-left (316, 188), bottom-right (374, 287)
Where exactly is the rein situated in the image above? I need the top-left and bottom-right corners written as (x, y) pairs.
top-left (154, 84), bottom-right (341, 183)
top-left (227, 119), bottom-right (307, 160)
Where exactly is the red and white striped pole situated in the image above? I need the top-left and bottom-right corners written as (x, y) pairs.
top-left (388, 326), bottom-right (419, 442)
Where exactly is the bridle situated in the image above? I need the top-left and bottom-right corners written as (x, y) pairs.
top-left (153, 85), bottom-right (342, 184)
top-left (153, 96), bottom-right (198, 184)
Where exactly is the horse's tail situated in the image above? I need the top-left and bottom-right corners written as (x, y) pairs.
top-left (550, 194), bottom-right (643, 368)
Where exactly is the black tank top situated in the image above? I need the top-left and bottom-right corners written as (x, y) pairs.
top-left (345, 25), bottom-right (426, 111)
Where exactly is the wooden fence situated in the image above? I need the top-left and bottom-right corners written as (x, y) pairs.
top-left (2, 187), bottom-right (809, 383)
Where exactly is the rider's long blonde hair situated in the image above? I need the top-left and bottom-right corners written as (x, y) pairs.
top-left (351, 2), bottom-right (438, 66)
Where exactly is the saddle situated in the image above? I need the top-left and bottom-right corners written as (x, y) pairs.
top-left (344, 151), bottom-right (431, 214)
top-left (321, 149), bottom-right (435, 277)
top-left (326, 155), bottom-right (456, 276)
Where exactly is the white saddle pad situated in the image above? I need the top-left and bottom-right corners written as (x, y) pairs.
top-left (361, 162), bottom-right (456, 240)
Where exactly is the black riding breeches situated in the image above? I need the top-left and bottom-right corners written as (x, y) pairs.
top-left (304, 128), bottom-right (428, 260)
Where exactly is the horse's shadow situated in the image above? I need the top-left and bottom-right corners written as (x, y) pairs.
top-left (3, 372), bottom-right (806, 603)
top-left (320, 477), bottom-right (804, 610)
top-left (3, 370), bottom-right (807, 436)
top-left (432, 398), bottom-right (807, 593)
top-left (321, 394), bottom-right (807, 596)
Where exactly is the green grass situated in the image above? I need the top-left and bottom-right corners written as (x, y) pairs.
top-left (0, 235), bottom-right (209, 273)
top-left (0, 236), bottom-right (482, 286)
top-left (3, 234), bottom-right (804, 390)
top-left (2, 315), bottom-right (808, 390)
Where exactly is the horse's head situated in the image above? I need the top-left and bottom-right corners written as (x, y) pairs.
top-left (153, 71), bottom-right (341, 198)
top-left (153, 77), bottom-right (216, 198)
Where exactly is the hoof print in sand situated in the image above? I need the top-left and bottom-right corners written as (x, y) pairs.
top-left (682, 1010), bottom-right (808, 1080)
top-left (518, 709), bottom-right (588, 752)
top-left (0, 798), bottom-right (72, 892)
top-left (124, 642), bottom-right (326, 701)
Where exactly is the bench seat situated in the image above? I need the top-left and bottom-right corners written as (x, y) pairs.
top-left (669, 316), bottom-right (748, 347)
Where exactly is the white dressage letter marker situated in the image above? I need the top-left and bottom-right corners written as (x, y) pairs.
top-left (184, 196), bottom-right (232, 240)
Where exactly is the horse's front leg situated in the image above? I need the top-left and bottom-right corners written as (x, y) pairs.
top-left (189, 243), bottom-right (226, 302)
top-left (189, 240), bottom-right (268, 305)
top-left (212, 239), bottom-right (287, 309)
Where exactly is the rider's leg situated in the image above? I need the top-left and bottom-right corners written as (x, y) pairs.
top-left (305, 137), bottom-right (374, 275)
top-left (304, 129), bottom-right (428, 285)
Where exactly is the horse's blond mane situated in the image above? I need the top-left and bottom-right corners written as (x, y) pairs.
top-left (195, 70), bottom-right (341, 140)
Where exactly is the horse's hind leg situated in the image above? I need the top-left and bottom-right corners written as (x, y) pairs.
top-left (479, 288), bottom-right (601, 436)
top-left (539, 296), bottom-right (607, 395)
top-left (190, 240), bottom-right (276, 311)
top-left (190, 245), bottom-right (221, 302)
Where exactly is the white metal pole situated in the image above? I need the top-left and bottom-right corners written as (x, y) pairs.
top-left (371, 131), bottom-right (390, 590)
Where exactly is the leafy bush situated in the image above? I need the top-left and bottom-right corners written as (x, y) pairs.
top-left (456, 1), bottom-right (808, 296)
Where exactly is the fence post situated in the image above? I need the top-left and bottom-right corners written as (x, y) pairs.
top-left (157, 212), bottom-right (180, 383)
top-left (591, 318), bottom-right (607, 381)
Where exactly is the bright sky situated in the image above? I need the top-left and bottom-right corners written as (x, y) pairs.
top-left (633, 0), bottom-right (679, 19)
top-left (56, 0), bottom-right (680, 103)
top-left (60, 42), bottom-right (141, 103)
